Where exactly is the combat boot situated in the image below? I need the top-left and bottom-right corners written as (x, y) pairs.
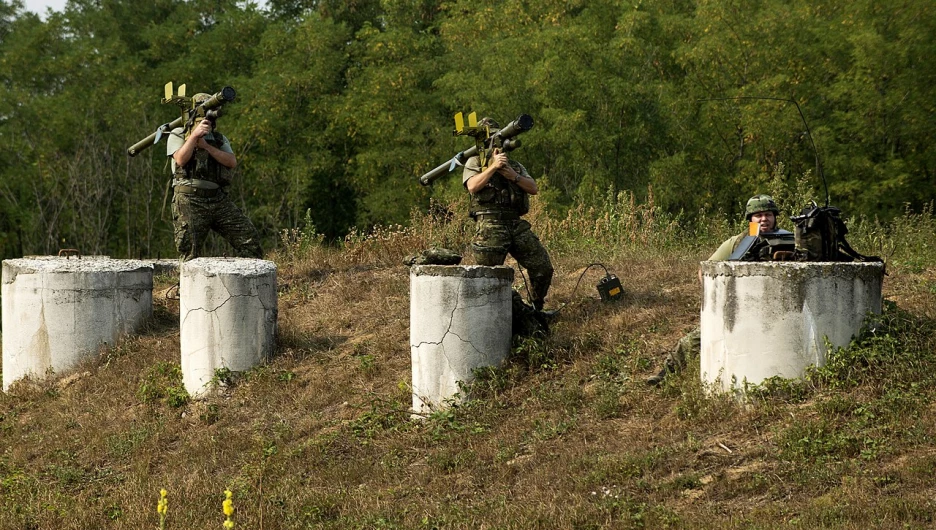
top-left (646, 357), bottom-right (677, 387)
top-left (532, 309), bottom-right (559, 335)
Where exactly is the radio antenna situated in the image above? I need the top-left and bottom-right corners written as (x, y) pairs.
top-left (699, 96), bottom-right (829, 207)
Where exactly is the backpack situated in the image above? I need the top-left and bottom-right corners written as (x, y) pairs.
top-left (791, 203), bottom-right (881, 262)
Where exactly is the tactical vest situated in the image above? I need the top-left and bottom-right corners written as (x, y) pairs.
top-left (469, 161), bottom-right (530, 218)
top-left (173, 132), bottom-right (233, 187)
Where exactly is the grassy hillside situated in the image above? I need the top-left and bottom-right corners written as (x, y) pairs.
top-left (1, 196), bottom-right (936, 529)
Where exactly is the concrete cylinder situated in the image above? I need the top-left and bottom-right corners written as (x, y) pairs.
top-left (410, 265), bottom-right (514, 416)
top-left (180, 258), bottom-right (277, 398)
top-left (700, 261), bottom-right (884, 393)
top-left (2, 257), bottom-right (154, 391)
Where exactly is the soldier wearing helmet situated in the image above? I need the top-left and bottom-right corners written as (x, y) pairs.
top-left (706, 194), bottom-right (784, 261)
top-left (166, 92), bottom-right (262, 260)
top-left (647, 194), bottom-right (788, 386)
top-left (462, 117), bottom-right (554, 315)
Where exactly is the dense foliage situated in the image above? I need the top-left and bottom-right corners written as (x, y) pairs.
top-left (1, 0), bottom-right (933, 257)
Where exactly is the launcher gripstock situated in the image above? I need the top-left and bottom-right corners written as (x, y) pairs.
top-left (418, 113), bottom-right (534, 186)
top-left (126, 83), bottom-right (236, 157)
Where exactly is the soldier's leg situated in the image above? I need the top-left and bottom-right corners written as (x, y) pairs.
top-left (648, 326), bottom-right (701, 386)
top-left (210, 197), bottom-right (264, 258)
top-left (509, 220), bottom-right (553, 310)
top-left (511, 290), bottom-right (548, 337)
top-left (471, 219), bottom-right (509, 266)
top-left (171, 194), bottom-right (210, 260)
top-left (671, 326), bottom-right (702, 370)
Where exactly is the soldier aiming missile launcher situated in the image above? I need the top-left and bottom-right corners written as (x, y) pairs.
top-left (127, 82), bottom-right (236, 157)
top-left (419, 112), bottom-right (534, 186)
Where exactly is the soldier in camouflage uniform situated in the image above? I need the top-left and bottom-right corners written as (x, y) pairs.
top-left (463, 117), bottom-right (553, 311)
top-left (167, 93), bottom-right (262, 260)
top-left (647, 194), bottom-right (783, 386)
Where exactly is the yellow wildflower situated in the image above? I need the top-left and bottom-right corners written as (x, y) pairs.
top-left (223, 490), bottom-right (234, 516)
top-left (222, 489), bottom-right (235, 529)
top-left (157, 489), bottom-right (168, 514)
top-left (157, 488), bottom-right (169, 530)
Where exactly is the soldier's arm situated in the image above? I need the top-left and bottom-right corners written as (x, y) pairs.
top-left (465, 150), bottom-right (509, 194)
top-left (499, 162), bottom-right (537, 195)
top-left (699, 233), bottom-right (743, 284)
top-left (172, 120), bottom-right (237, 170)
top-left (172, 120), bottom-right (211, 168)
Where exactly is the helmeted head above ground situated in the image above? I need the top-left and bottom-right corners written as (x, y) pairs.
top-left (745, 194), bottom-right (779, 233)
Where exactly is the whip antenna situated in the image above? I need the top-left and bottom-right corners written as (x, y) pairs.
top-left (698, 96), bottom-right (829, 207)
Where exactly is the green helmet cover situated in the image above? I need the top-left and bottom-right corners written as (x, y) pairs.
top-left (478, 117), bottom-right (500, 130)
top-left (745, 194), bottom-right (779, 220)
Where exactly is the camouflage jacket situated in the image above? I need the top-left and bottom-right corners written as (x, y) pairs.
top-left (167, 128), bottom-right (234, 188)
top-left (462, 156), bottom-right (530, 218)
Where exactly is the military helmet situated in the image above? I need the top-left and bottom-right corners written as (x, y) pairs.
top-left (745, 194), bottom-right (780, 220)
top-left (192, 93), bottom-right (211, 106)
top-left (478, 117), bottom-right (500, 130)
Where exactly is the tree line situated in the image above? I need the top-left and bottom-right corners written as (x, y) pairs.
top-left (0, 0), bottom-right (932, 258)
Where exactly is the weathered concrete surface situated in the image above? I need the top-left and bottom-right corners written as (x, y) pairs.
top-left (180, 258), bottom-right (277, 398)
top-left (700, 261), bottom-right (884, 393)
top-left (2, 257), bottom-right (153, 391)
top-left (141, 259), bottom-right (181, 276)
top-left (410, 265), bottom-right (513, 416)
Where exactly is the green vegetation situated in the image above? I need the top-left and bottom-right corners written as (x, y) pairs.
top-left (0, 198), bottom-right (934, 527)
top-left (137, 361), bottom-right (189, 408)
top-left (0, 0), bottom-right (934, 257)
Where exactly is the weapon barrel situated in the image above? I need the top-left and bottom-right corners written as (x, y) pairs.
top-left (200, 86), bottom-right (236, 110)
top-left (418, 114), bottom-right (533, 186)
top-left (127, 116), bottom-right (184, 157)
top-left (419, 146), bottom-right (478, 186)
top-left (419, 114), bottom-right (533, 186)
top-left (496, 114), bottom-right (534, 140)
top-left (127, 86), bottom-right (236, 157)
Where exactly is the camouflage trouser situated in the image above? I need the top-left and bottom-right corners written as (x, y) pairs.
top-left (667, 326), bottom-right (702, 370)
top-left (472, 218), bottom-right (553, 309)
top-left (171, 191), bottom-right (263, 260)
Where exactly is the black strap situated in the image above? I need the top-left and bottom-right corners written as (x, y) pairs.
top-left (728, 235), bottom-right (758, 260)
top-left (838, 237), bottom-right (883, 264)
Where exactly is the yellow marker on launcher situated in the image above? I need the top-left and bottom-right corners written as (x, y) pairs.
top-left (749, 221), bottom-right (759, 236)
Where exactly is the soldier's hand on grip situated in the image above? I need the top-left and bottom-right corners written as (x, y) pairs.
top-left (490, 148), bottom-right (509, 169)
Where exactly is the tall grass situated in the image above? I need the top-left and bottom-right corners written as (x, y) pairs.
top-left (274, 187), bottom-right (739, 271)
top-left (274, 182), bottom-right (936, 274)
top-left (848, 202), bottom-right (936, 270)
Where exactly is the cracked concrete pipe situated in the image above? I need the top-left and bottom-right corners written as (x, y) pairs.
top-left (699, 261), bottom-right (884, 394)
top-left (180, 258), bottom-right (277, 398)
top-left (410, 265), bottom-right (513, 417)
top-left (2, 257), bottom-right (154, 391)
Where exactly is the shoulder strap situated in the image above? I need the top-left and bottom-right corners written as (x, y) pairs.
top-left (838, 236), bottom-right (883, 263)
